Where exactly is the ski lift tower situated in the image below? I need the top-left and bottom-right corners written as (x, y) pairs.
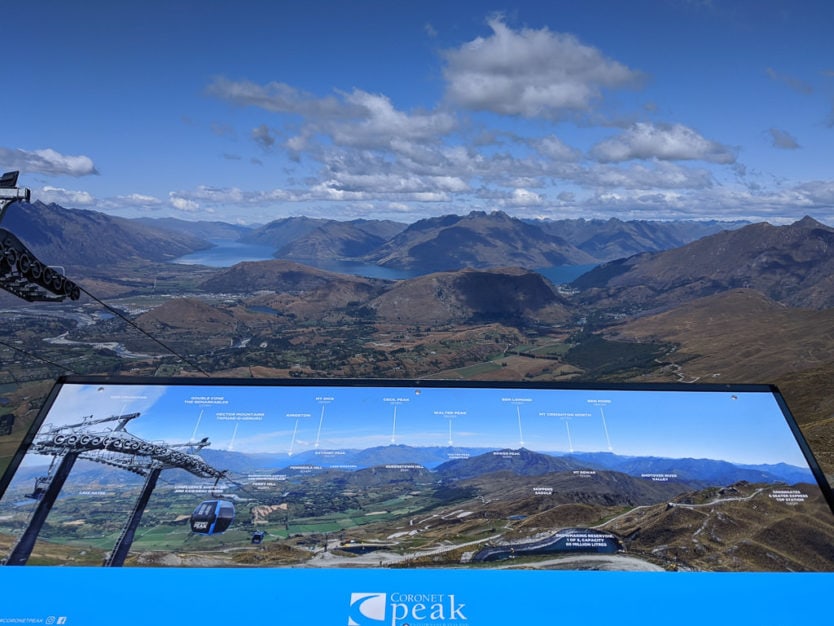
top-left (0, 170), bottom-right (30, 213)
top-left (3, 411), bottom-right (229, 567)
top-left (0, 171), bottom-right (82, 301)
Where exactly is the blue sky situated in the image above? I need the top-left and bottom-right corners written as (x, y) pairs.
top-left (33, 382), bottom-right (811, 466)
top-left (2, 0), bottom-right (833, 225)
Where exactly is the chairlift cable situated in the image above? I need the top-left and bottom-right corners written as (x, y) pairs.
top-left (0, 337), bottom-right (83, 375)
top-left (75, 284), bottom-right (211, 377)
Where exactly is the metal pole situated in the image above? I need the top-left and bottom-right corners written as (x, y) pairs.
top-left (103, 465), bottom-right (162, 567)
top-left (4, 452), bottom-right (78, 566)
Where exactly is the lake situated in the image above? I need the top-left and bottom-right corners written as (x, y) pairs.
top-left (173, 241), bottom-right (278, 267)
top-left (173, 241), bottom-right (596, 284)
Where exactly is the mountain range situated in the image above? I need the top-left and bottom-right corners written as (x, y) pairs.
top-left (1, 201), bottom-right (210, 268)
top-left (239, 210), bottom-right (745, 270)
top-left (2, 202), bottom-right (747, 274)
top-left (9, 202), bottom-right (828, 311)
top-left (534, 217), bottom-right (741, 262)
top-left (163, 214), bottom-right (834, 330)
top-left (573, 216), bottom-right (834, 311)
top-left (240, 216), bottom-right (407, 260)
top-left (190, 444), bottom-right (811, 486)
top-left (365, 210), bottom-right (596, 271)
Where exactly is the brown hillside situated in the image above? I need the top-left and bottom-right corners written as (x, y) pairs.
top-left (608, 289), bottom-right (834, 383)
top-left (199, 259), bottom-right (388, 294)
top-left (369, 268), bottom-right (571, 325)
top-left (199, 259), bottom-right (389, 319)
top-left (605, 484), bottom-right (834, 571)
top-left (136, 297), bottom-right (238, 332)
top-left (245, 282), bottom-right (384, 321)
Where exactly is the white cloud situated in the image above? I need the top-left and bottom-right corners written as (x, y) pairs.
top-left (792, 180), bottom-right (834, 206)
top-left (115, 193), bottom-right (162, 206)
top-left (583, 161), bottom-right (714, 190)
top-left (32, 188), bottom-right (168, 213)
top-left (768, 128), bottom-right (800, 150)
top-left (167, 186), bottom-right (295, 210)
top-left (208, 77), bottom-right (456, 146)
top-left (290, 127), bottom-right (718, 210)
top-left (579, 179), bottom-right (834, 222)
top-left (113, 173), bottom-right (834, 224)
top-left (442, 17), bottom-right (641, 118)
top-left (208, 78), bottom-right (456, 153)
top-left (309, 179), bottom-right (452, 202)
top-left (196, 32), bottom-right (826, 225)
top-left (95, 193), bottom-right (164, 213)
top-left (37, 186), bottom-right (96, 206)
top-left (206, 77), bottom-right (346, 118)
top-left (535, 136), bottom-right (582, 162)
top-left (0, 147), bottom-right (98, 176)
top-left (329, 89), bottom-right (456, 148)
top-left (588, 189), bottom-right (687, 213)
top-left (507, 188), bottom-right (544, 206)
top-left (169, 193), bottom-right (200, 212)
top-left (285, 134), bottom-right (309, 154)
top-left (590, 122), bottom-right (736, 163)
top-left (310, 170), bottom-right (466, 201)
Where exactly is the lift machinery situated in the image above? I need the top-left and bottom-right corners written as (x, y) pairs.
top-left (0, 171), bottom-right (81, 302)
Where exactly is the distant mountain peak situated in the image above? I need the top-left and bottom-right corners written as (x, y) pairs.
top-left (368, 209), bottom-right (595, 272)
top-left (794, 215), bottom-right (828, 229)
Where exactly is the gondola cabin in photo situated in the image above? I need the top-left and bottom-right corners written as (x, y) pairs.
top-left (190, 500), bottom-right (235, 535)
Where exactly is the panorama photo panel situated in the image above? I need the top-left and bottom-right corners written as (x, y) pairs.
top-left (1, 376), bottom-right (833, 625)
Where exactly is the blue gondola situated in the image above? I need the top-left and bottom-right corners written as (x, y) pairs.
top-left (190, 499), bottom-right (235, 534)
